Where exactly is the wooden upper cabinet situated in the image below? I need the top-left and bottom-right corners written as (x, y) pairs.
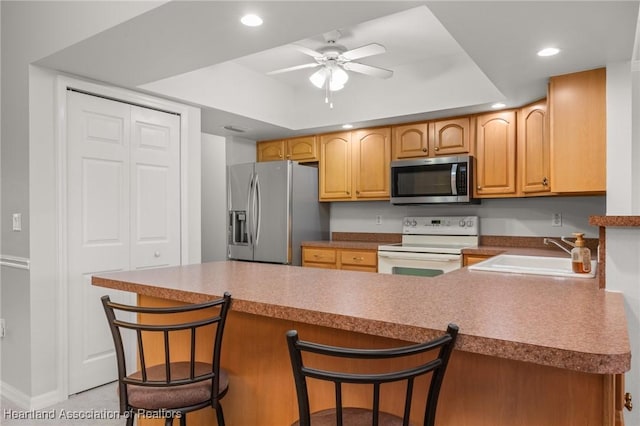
top-left (430, 117), bottom-right (472, 156)
top-left (257, 140), bottom-right (285, 162)
top-left (549, 68), bottom-right (606, 193)
top-left (287, 135), bottom-right (318, 162)
top-left (392, 123), bottom-right (429, 159)
top-left (257, 135), bottom-right (318, 163)
top-left (352, 127), bottom-right (391, 199)
top-left (319, 128), bottom-right (391, 201)
top-left (475, 110), bottom-right (518, 197)
top-left (518, 99), bottom-right (551, 195)
top-left (392, 118), bottom-right (471, 160)
top-left (319, 132), bottom-right (352, 200)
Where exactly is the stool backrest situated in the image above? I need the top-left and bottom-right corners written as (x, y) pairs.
top-left (286, 323), bottom-right (458, 426)
top-left (101, 293), bottom-right (232, 413)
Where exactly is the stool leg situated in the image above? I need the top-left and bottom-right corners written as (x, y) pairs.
top-left (164, 415), bottom-right (174, 426)
top-left (180, 412), bottom-right (186, 426)
top-left (215, 403), bottom-right (225, 426)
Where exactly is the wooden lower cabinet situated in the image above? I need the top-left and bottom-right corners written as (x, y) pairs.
top-left (303, 246), bottom-right (377, 272)
top-left (138, 295), bottom-right (622, 426)
top-left (462, 253), bottom-right (493, 266)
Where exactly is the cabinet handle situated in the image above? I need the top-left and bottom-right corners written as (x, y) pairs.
top-left (356, 190), bottom-right (360, 195)
top-left (286, 154), bottom-right (291, 158)
top-left (434, 147), bottom-right (439, 151)
top-left (347, 191), bottom-right (351, 195)
top-left (477, 186), bottom-right (482, 190)
top-left (542, 177), bottom-right (549, 186)
top-left (422, 147), bottom-right (427, 152)
top-left (625, 392), bottom-right (633, 411)
top-left (352, 257), bottom-right (364, 261)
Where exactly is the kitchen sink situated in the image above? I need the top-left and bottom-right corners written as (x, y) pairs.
top-left (468, 254), bottom-right (597, 278)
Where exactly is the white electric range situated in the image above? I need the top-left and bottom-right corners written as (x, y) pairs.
top-left (377, 216), bottom-right (479, 277)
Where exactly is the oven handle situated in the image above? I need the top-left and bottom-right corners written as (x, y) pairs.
top-left (378, 252), bottom-right (460, 262)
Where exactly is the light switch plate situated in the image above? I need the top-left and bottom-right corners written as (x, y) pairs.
top-left (12, 213), bottom-right (21, 231)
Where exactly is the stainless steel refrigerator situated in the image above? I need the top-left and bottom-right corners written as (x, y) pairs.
top-left (227, 160), bottom-right (329, 265)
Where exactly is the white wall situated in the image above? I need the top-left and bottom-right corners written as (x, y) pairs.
top-left (202, 133), bottom-right (228, 262)
top-left (330, 197), bottom-right (605, 238)
top-left (225, 136), bottom-right (256, 165)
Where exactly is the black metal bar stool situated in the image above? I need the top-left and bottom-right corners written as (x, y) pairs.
top-left (286, 323), bottom-right (458, 426)
top-left (101, 292), bottom-right (232, 426)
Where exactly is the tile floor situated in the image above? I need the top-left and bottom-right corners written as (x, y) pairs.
top-left (1, 382), bottom-right (122, 425)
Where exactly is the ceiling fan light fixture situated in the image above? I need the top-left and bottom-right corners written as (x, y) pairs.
top-left (309, 68), bottom-right (328, 89)
top-left (330, 67), bottom-right (349, 90)
top-left (309, 66), bottom-right (349, 91)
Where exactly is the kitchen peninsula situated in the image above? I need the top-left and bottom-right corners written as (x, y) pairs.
top-left (92, 260), bottom-right (630, 426)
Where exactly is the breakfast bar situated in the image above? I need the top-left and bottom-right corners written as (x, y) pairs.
top-left (92, 260), bottom-right (630, 426)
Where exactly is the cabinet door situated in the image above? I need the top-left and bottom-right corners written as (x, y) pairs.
top-left (319, 132), bottom-right (352, 200)
top-left (431, 117), bottom-right (471, 156)
top-left (519, 100), bottom-right (551, 195)
top-left (257, 140), bottom-right (284, 162)
top-left (353, 128), bottom-right (391, 200)
top-left (549, 68), bottom-right (606, 193)
top-left (287, 135), bottom-right (318, 162)
top-left (475, 110), bottom-right (518, 197)
top-left (392, 123), bottom-right (429, 159)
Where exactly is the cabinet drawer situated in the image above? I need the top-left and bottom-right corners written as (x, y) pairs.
top-left (463, 254), bottom-right (493, 266)
top-left (340, 250), bottom-right (377, 267)
top-left (303, 248), bottom-right (336, 264)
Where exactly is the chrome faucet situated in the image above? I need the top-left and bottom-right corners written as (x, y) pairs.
top-left (543, 237), bottom-right (573, 255)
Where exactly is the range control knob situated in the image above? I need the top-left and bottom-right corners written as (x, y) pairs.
top-left (404, 219), bottom-right (412, 226)
top-left (411, 220), bottom-right (417, 226)
top-left (466, 220), bottom-right (474, 227)
top-left (459, 220), bottom-right (466, 227)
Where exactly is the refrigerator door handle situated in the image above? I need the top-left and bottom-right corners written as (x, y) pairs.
top-left (254, 174), bottom-right (261, 245)
top-left (247, 172), bottom-right (255, 246)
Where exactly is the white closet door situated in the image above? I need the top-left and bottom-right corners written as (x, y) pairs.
top-left (66, 91), bottom-right (181, 394)
top-left (130, 106), bottom-right (181, 270)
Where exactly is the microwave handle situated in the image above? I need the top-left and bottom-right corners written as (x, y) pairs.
top-left (450, 163), bottom-right (458, 196)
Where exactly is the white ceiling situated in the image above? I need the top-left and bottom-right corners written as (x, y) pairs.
top-left (36, 1), bottom-right (640, 141)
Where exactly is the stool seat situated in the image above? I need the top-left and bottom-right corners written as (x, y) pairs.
top-left (128, 362), bottom-right (229, 410)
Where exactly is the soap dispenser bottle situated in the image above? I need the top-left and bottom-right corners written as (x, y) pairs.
top-left (571, 233), bottom-right (591, 273)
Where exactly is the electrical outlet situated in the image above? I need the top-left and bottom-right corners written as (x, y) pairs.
top-left (552, 213), bottom-right (562, 227)
top-left (375, 215), bottom-right (382, 225)
top-left (0, 319), bottom-right (5, 338)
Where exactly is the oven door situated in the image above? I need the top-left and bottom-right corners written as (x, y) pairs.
top-left (377, 251), bottom-right (461, 277)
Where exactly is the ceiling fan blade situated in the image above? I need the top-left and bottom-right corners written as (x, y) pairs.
top-left (343, 62), bottom-right (393, 79)
top-left (341, 43), bottom-right (386, 61)
top-left (293, 45), bottom-right (324, 59)
top-left (267, 63), bottom-right (320, 75)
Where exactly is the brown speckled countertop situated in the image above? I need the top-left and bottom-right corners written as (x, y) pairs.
top-left (92, 260), bottom-right (629, 375)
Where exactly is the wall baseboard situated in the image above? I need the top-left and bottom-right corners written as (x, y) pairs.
top-left (0, 255), bottom-right (30, 270)
top-left (1, 381), bottom-right (66, 410)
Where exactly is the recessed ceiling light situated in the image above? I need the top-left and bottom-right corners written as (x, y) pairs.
top-left (491, 102), bottom-right (506, 109)
top-left (537, 47), bottom-right (560, 57)
top-left (241, 14), bottom-right (263, 27)
top-left (342, 124), bottom-right (354, 129)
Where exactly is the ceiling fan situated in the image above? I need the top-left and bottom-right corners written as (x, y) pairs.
top-left (267, 32), bottom-right (393, 107)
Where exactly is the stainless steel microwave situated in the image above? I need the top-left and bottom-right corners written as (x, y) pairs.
top-left (390, 155), bottom-right (478, 204)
